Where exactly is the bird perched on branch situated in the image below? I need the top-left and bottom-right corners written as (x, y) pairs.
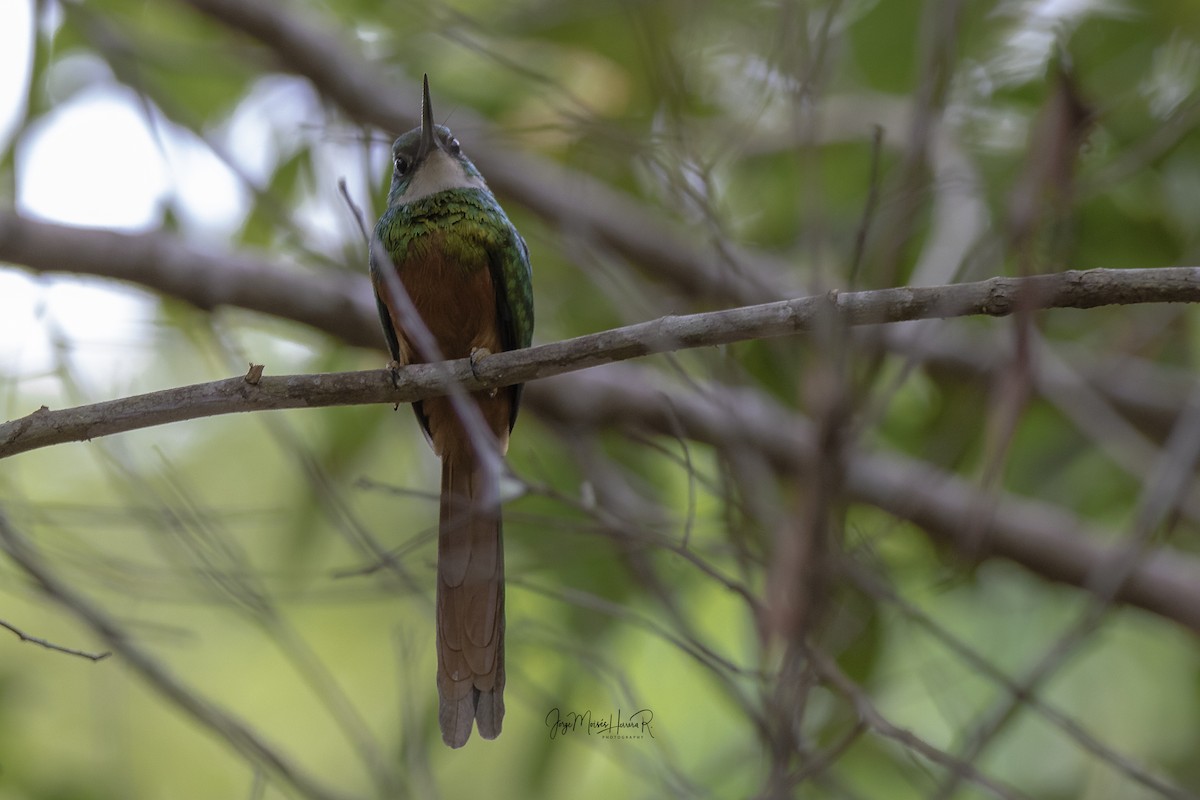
top-left (370, 75), bottom-right (534, 748)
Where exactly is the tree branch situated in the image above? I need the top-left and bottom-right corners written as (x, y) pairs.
top-left (0, 618), bottom-right (111, 661)
top-left (0, 211), bottom-right (379, 348)
top-left (871, 325), bottom-right (1194, 440)
top-left (5, 210), bottom-right (1200, 633)
top-left (0, 511), bottom-right (358, 800)
top-left (810, 648), bottom-right (1028, 800)
top-left (529, 368), bottom-right (1200, 635)
top-left (174, 0), bottom-right (793, 305)
top-left (4, 266), bottom-right (1199, 458)
top-left (3, 210), bottom-right (1192, 441)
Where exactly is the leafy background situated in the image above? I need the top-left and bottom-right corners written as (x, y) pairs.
top-left (1, 0), bottom-right (1200, 798)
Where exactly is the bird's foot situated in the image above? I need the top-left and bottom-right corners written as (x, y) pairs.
top-left (468, 347), bottom-right (491, 377)
top-left (469, 347), bottom-right (498, 397)
top-left (386, 360), bottom-right (403, 384)
top-left (386, 360), bottom-right (403, 408)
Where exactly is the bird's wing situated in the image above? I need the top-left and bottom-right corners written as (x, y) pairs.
top-left (486, 221), bottom-right (534, 432)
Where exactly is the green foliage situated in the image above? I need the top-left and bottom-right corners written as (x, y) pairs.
top-left (238, 146), bottom-right (315, 248)
top-left (848, 0), bottom-right (925, 93)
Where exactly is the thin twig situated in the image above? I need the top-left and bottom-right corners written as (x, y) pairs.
top-left (848, 124), bottom-right (884, 287)
top-left (0, 618), bottom-right (111, 661)
top-left (810, 647), bottom-right (1030, 800)
top-left (931, 379), bottom-right (1200, 800)
top-left (176, 0), bottom-right (791, 306)
top-left (0, 510), bottom-right (357, 800)
top-left (530, 367), bottom-right (1200, 635)
top-left (845, 563), bottom-right (1197, 800)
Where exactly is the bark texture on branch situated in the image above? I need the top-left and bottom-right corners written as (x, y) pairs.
top-left (4, 210), bottom-right (1200, 633)
top-left (4, 263), bottom-right (1198, 457)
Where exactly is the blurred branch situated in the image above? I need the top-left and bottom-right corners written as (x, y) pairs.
top-left (8, 357), bottom-right (1200, 635)
top-left (4, 260), bottom-right (1200, 456)
top-left (870, 325), bottom-right (1193, 440)
top-left (810, 647), bottom-right (1029, 800)
top-left (6, 215), bottom-right (1200, 631)
top-left (0, 210), bottom-right (379, 347)
top-left (5, 209), bottom-right (1191, 436)
top-left (174, 0), bottom-right (793, 305)
top-left (0, 617), bottom-right (111, 661)
top-left (0, 510), bottom-right (359, 800)
top-left (9, 209), bottom-right (1200, 383)
top-left (877, 324), bottom-right (1200, 524)
top-left (931, 378), bottom-right (1200, 799)
top-left (845, 563), bottom-right (1195, 799)
top-left (529, 369), bottom-right (1200, 635)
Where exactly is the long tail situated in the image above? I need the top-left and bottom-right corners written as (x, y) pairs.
top-left (436, 452), bottom-right (505, 748)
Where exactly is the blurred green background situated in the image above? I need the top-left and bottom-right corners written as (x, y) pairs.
top-left (1, 0), bottom-right (1200, 798)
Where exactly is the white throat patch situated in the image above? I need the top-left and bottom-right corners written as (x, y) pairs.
top-left (398, 149), bottom-right (487, 203)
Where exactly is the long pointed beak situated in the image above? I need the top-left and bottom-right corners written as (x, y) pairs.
top-left (417, 73), bottom-right (436, 161)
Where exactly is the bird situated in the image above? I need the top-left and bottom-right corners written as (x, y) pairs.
top-left (369, 75), bottom-right (534, 748)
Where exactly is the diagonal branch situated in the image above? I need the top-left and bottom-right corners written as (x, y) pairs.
top-left (0, 617), bottom-right (111, 661)
top-left (173, 0), bottom-right (792, 305)
top-left (0, 510), bottom-right (359, 800)
top-left (530, 368), bottom-right (1200, 636)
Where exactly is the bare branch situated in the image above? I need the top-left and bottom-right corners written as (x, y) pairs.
top-left (810, 647), bottom-right (1030, 800)
top-left (529, 368), bottom-right (1200, 635)
top-left (4, 209), bottom-right (1195, 425)
top-left (0, 211), bottom-right (379, 348)
top-left (0, 369), bottom-right (397, 458)
top-left (5, 218), bottom-right (1200, 633)
top-left (0, 618), bottom-right (111, 661)
top-left (0, 511), bottom-right (358, 800)
top-left (4, 266), bottom-right (1200, 458)
top-left (7, 357), bottom-right (1200, 636)
top-left (174, 0), bottom-right (793, 305)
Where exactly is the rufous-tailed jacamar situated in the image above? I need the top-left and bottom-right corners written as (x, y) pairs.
top-left (370, 76), bottom-right (534, 748)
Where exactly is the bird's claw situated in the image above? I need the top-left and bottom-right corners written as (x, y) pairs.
top-left (468, 347), bottom-right (490, 377)
top-left (469, 347), bottom-right (498, 397)
top-left (386, 360), bottom-right (403, 408)
top-left (386, 360), bottom-right (403, 388)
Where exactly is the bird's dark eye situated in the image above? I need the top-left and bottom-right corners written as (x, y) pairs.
top-left (446, 137), bottom-right (461, 156)
top-left (394, 155), bottom-right (410, 175)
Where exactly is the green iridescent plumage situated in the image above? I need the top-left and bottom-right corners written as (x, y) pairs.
top-left (373, 186), bottom-right (534, 356)
top-left (367, 76), bottom-right (532, 748)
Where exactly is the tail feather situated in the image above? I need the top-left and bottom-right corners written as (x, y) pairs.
top-left (436, 455), bottom-right (505, 748)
